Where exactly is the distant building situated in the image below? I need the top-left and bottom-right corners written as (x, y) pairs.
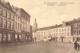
top-left (49, 24), bottom-right (72, 42)
top-left (33, 24), bottom-right (72, 42)
top-left (66, 18), bottom-right (80, 42)
top-left (33, 18), bottom-right (80, 42)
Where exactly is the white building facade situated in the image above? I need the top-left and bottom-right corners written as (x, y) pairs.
top-left (33, 25), bottom-right (73, 42)
top-left (49, 25), bottom-right (72, 42)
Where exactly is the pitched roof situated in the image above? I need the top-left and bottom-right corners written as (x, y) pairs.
top-left (12, 6), bottom-right (30, 17)
top-left (38, 24), bottom-right (62, 31)
top-left (0, 1), bottom-right (14, 12)
top-left (66, 18), bottom-right (80, 25)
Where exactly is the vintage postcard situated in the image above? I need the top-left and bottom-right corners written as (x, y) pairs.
top-left (0, 0), bottom-right (80, 53)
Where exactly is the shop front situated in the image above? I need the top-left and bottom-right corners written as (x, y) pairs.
top-left (15, 32), bottom-right (22, 43)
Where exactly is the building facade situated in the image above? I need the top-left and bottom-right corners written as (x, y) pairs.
top-left (0, 0), bottom-right (16, 43)
top-left (49, 25), bottom-right (72, 42)
top-left (0, 0), bottom-right (32, 44)
top-left (12, 7), bottom-right (32, 42)
top-left (33, 19), bottom-right (80, 42)
top-left (66, 19), bottom-right (80, 42)
top-left (33, 25), bottom-right (72, 42)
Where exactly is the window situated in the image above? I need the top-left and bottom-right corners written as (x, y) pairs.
top-left (73, 23), bottom-right (77, 28)
top-left (54, 33), bottom-right (55, 36)
top-left (3, 10), bottom-right (7, 17)
top-left (56, 33), bottom-right (58, 35)
top-left (3, 19), bottom-right (7, 28)
top-left (65, 29), bottom-right (66, 31)
top-left (11, 22), bottom-right (14, 30)
top-left (59, 29), bottom-right (61, 32)
top-left (7, 21), bottom-right (11, 29)
top-left (62, 33), bottom-right (63, 35)
top-left (15, 22), bottom-right (17, 30)
top-left (0, 18), bottom-right (3, 27)
top-left (67, 28), bottom-right (69, 31)
top-left (78, 24), bottom-right (80, 29)
top-left (67, 33), bottom-right (69, 36)
top-left (0, 8), bottom-right (2, 15)
top-left (7, 13), bottom-right (11, 19)
top-left (59, 33), bottom-right (61, 35)
top-left (14, 15), bottom-right (17, 21)
top-left (79, 30), bottom-right (80, 34)
top-left (11, 14), bottom-right (14, 20)
top-left (3, 32), bottom-right (7, 41)
top-left (62, 29), bottom-right (63, 31)
top-left (73, 30), bottom-right (77, 35)
top-left (56, 29), bottom-right (58, 32)
top-left (20, 24), bottom-right (21, 30)
top-left (18, 23), bottom-right (19, 30)
top-left (0, 33), bottom-right (2, 41)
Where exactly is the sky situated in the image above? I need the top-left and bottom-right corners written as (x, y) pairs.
top-left (5, 0), bottom-right (80, 28)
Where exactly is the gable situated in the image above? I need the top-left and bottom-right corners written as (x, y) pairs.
top-left (0, 1), bottom-right (13, 11)
top-left (6, 2), bottom-right (13, 11)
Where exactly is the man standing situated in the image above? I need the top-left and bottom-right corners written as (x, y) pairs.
top-left (77, 41), bottom-right (80, 51)
top-left (74, 41), bottom-right (78, 50)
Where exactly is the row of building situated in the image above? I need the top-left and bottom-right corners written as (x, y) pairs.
top-left (0, 0), bottom-right (32, 44)
top-left (32, 18), bottom-right (80, 42)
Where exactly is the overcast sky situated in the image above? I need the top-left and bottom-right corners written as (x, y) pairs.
top-left (5, 0), bottom-right (80, 28)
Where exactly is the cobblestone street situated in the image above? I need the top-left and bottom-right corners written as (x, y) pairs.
top-left (0, 42), bottom-right (80, 53)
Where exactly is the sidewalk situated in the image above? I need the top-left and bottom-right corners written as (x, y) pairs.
top-left (0, 42), bottom-right (33, 47)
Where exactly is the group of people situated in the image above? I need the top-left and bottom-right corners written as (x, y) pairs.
top-left (74, 41), bottom-right (80, 51)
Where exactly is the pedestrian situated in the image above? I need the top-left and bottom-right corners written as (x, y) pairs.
top-left (77, 41), bottom-right (80, 51)
top-left (74, 41), bottom-right (78, 50)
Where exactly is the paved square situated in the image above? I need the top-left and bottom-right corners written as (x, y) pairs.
top-left (0, 42), bottom-right (80, 53)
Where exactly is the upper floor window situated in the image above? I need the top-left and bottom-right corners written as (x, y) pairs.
top-left (59, 29), bottom-right (61, 32)
top-left (65, 29), bottom-right (66, 31)
top-left (56, 29), bottom-right (58, 32)
top-left (3, 10), bottom-right (7, 17)
top-left (73, 23), bottom-right (77, 28)
top-left (0, 17), bottom-right (3, 27)
top-left (3, 19), bottom-right (7, 28)
top-left (67, 28), bottom-right (70, 31)
top-left (62, 29), bottom-right (63, 31)
top-left (67, 33), bottom-right (69, 36)
top-left (79, 30), bottom-right (80, 34)
top-left (78, 24), bottom-right (80, 28)
top-left (0, 8), bottom-right (3, 15)
top-left (14, 15), bottom-right (17, 21)
top-left (73, 29), bottom-right (77, 35)
top-left (7, 21), bottom-right (11, 29)
top-left (11, 14), bottom-right (14, 21)
top-left (11, 22), bottom-right (14, 30)
top-left (7, 13), bottom-right (11, 19)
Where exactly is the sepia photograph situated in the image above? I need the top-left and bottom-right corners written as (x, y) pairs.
top-left (0, 0), bottom-right (80, 53)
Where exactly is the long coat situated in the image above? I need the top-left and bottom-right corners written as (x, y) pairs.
top-left (74, 42), bottom-right (78, 49)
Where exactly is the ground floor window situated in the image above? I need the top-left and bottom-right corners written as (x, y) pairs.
top-left (3, 32), bottom-right (7, 41)
top-left (0, 33), bottom-right (2, 42)
top-left (26, 36), bottom-right (27, 40)
top-left (8, 33), bottom-right (10, 41)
